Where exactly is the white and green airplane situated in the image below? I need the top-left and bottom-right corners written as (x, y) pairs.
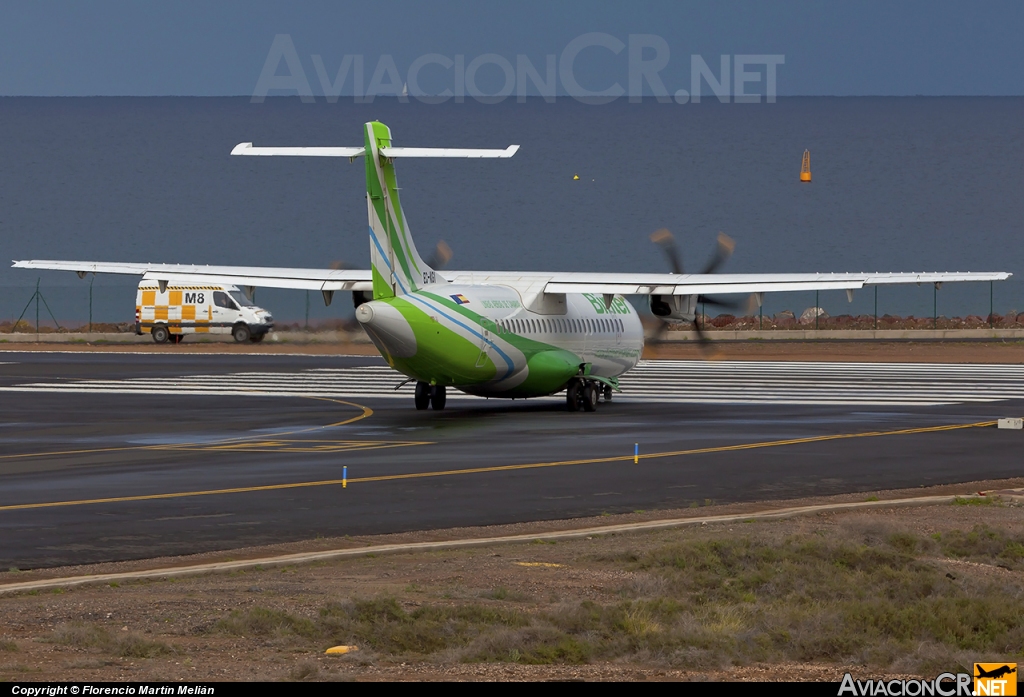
top-left (14, 121), bottom-right (1011, 412)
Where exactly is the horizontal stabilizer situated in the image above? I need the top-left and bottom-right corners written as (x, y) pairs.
top-left (379, 146), bottom-right (519, 158)
top-left (230, 143), bottom-right (519, 159)
top-left (230, 144), bottom-right (364, 157)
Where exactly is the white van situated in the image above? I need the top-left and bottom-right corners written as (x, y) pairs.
top-left (135, 283), bottom-right (274, 343)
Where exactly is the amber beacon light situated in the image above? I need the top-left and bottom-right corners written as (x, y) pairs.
top-left (800, 150), bottom-right (812, 182)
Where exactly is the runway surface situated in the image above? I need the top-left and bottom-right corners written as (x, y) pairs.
top-left (0, 351), bottom-right (1022, 569)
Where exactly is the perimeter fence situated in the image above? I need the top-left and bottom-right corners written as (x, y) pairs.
top-left (1, 278), bottom-right (1022, 337)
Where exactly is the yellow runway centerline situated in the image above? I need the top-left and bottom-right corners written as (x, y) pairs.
top-left (0, 419), bottom-right (996, 513)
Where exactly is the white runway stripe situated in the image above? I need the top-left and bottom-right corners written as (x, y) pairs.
top-left (4, 360), bottom-right (1024, 406)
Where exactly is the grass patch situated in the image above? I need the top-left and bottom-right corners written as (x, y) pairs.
top-left (49, 624), bottom-right (173, 658)
top-left (482, 587), bottom-right (530, 602)
top-left (217, 599), bottom-right (529, 658)
top-left (288, 661), bottom-right (320, 681)
top-left (0, 641), bottom-right (17, 652)
top-left (953, 496), bottom-right (997, 506)
top-left (936, 524), bottom-right (1024, 568)
top-left (217, 607), bottom-right (318, 640)
top-left (205, 523), bottom-right (1024, 671)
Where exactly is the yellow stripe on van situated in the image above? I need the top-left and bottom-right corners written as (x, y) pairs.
top-left (140, 285), bottom-right (222, 292)
top-left (181, 305), bottom-right (196, 320)
top-left (154, 306), bottom-right (168, 321)
top-left (142, 291), bottom-right (155, 305)
top-left (169, 291), bottom-right (182, 305)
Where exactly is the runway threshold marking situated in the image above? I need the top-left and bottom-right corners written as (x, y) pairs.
top-left (0, 396), bottom-right (379, 461)
top-left (0, 419), bottom-right (997, 512)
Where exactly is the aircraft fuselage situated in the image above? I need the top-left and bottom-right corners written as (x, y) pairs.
top-left (355, 283), bottom-right (644, 399)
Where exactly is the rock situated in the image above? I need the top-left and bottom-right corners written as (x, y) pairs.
top-left (773, 310), bottom-right (795, 321)
top-left (798, 307), bottom-right (829, 325)
top-left (709, 314), bottom-right (736, 328)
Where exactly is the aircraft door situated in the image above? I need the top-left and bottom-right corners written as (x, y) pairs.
top-left (476, 318), bottom-right (496, 368)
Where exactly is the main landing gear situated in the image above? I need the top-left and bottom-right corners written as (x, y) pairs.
top-left (415, 381), bottom-right (447, 411)
top-left (565, 378), bottom-right (612, 412)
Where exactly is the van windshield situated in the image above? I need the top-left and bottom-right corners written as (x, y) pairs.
top-left (229, 291), bottom-right (256, 307)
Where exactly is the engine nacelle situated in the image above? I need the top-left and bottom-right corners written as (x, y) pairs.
top-left (649, 294), bottom-right (697, 321)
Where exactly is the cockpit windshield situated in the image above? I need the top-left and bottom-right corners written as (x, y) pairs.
top-left (229, 291), bottom-right (256, 307)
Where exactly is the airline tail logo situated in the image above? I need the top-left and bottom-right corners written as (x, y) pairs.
top-left (451, 294), bottom-right (470, 305)
top-left (975, 664), bottom-right (1017, 696)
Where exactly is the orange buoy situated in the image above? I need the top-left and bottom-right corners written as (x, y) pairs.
top-left (799, 150), bottom-right (811, 182)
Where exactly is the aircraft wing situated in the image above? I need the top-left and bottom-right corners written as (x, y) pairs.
top-left (442, 270), bottom-right (1012, 296)
top-left (10, 260), bottom-right (374, 292)
top-left (10, 261), bottom-right (1011, 296)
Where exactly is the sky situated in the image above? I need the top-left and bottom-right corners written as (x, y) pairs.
top-left (0, 1), bottom-right (1023, 97)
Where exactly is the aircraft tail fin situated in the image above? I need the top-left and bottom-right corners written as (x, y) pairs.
top-left (362, 121), bottom-right (518, 298)
top-left (364, 122), bottom-right (434, 299)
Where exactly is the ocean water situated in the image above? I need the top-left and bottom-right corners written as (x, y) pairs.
top-left (0, 96), bottom-right (1022, 325)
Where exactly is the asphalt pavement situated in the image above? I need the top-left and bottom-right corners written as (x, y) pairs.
top-left (0, 351), bottom-right (1021, 569)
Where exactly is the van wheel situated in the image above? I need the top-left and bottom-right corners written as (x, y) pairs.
top-left (151, 325), bottom-right (169, 344)
top-left (250, 333), bottom-right (265, 343)
top-left (232, 324), bottom-right (251, 343)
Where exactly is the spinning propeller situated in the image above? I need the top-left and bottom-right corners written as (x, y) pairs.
top-left (649, 229), bottom-right (747, 351)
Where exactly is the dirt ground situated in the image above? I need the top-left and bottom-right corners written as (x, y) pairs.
top-left (1, 339), bottom-right (1024, 363)
top-left (1, 480), bottom-right (1022, 682)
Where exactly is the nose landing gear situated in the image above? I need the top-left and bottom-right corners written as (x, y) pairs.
top-left (415, 382), bottom-right (447, 411)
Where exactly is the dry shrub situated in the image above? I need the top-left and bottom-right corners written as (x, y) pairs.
top-left (49, 624), bottom-right (173, 659)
